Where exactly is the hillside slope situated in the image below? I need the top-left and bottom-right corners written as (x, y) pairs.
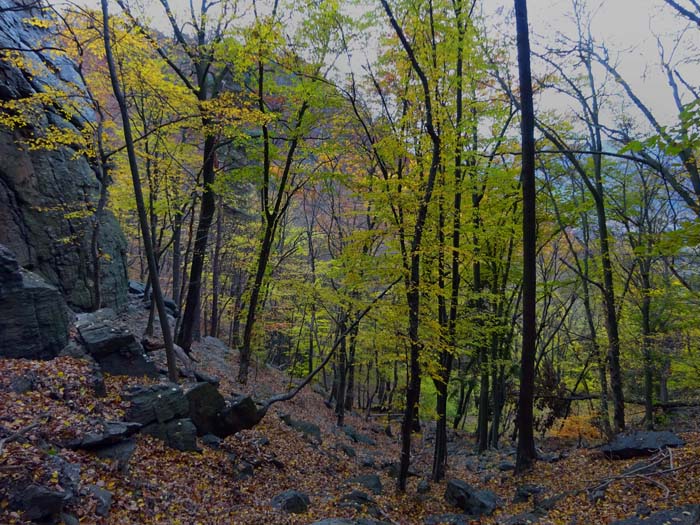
top-left (1, 299), bottom-right (700, 525)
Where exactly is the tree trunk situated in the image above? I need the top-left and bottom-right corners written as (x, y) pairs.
top-left (641, 263), bottom-right (654, 429)
top-left (336, 317), bottom-right (348, 427)
top-left (171, 209), bottom-right (182, 307)
top-left (102, 0), bottom-right (178, 382)
top-left (177, 133), bottom-right (217, 351)
top-left (514, 0), bottom-right (538, 473)
top-left (210, 196), bottom-right (223, 337)
top-left (344, 324), bottom-right (358, 411)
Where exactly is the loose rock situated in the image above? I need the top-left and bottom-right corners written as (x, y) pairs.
top-left (347, 474), bottom-right (383, 495)
top-left (611, 505), bottom-right (700, 525)
top-left (601, 431), bottom-right (685, 459)
top-left (271, 489), bottom-right (310, 514)
top-left (445, 479), bottom-right (500, 516)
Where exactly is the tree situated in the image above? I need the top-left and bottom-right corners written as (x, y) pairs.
top-left (101, 0), bottom-right (178, 382)
top-left (514, 0), bottom-right (537, 472)
top-left (113, 0), bottom-right (242, 352)
top-left (378, 0), bottom-right (442, 492)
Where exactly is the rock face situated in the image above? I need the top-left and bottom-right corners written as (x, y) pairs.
top-left (75, 310), bottom-right (158, 377)
top-left (0, 244), bottom-right (70, 358)
top-left (601, 431), bottom-right (685, 459)
top-left (0, 0), bottom-right (127, 312)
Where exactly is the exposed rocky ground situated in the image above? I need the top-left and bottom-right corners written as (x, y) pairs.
top-left (1, 294), bottom-right (700, 525)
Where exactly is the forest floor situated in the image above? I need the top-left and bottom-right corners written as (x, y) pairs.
top-left (1, 301), bottom-right (700, 524)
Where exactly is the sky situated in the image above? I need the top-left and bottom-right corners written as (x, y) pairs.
top-left (492, 0), bottom-right (698, 126)
top-left (85, 0), bottom-right (697, 127)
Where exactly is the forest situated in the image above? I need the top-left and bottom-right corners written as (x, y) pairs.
top-left (1, 0), bottom-right (700, 523)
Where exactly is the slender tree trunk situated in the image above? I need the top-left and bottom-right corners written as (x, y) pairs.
top-left (432, 3), bottom-right (465, 481)
top-left (344, 324), bottom-right (358, 411)
top-left (336, 316), bottom-right (348, 427)
top-left (514, 0), bottom-right (538, 472)
top-left (380, 0), bottom-right (441, 492)
top-left (171, 209), bottom-right (182, 307)
top-left (239, 222), bottom-right (274, 383)
top-left (641, 264), bottom-right (654, 429)
top-left (177, 133), bottom-right (217, 351)
top-left (102, 0), bottom-right (177, 382)
top-left (210, 196), bottom-right (223, 337)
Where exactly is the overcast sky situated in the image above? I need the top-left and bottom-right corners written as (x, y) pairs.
top-left (490, 0), bottom-right (698, 127)
top-left (89, 0), bottom-right (697, 127)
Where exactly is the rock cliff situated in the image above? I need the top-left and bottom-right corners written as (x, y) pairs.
top-left (0, 0), bottom-right (127, 312)
top-left (0, 244), bottom-right (69, 358)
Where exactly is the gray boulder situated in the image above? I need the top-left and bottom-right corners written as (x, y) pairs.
top-left (66, 420), bottom-right (141, 449)
top-left (128, 280), bottom-right (146, 295)
top-left (142, 418), bottom-right (198, 452)
top-left (339, 443), bottom-right (356, 458)
top-left (185, 382), bottom-right (226, 436)
top-left (337, 490), bottom-right (381, 517)
top-left (343, 425), bottom-right (377, 445)
top-left (10, 371), bottom-right (37, 394)
top-left (513, 484), bottom-right (544, 504)
top-left (125, 384), bottom-right (189, 425)
top-left (125, 384), bottom-right (198, 450)
top-left (271, 489), bottom-right (310, 514)
top-left (8, 456), bottom-right (80, 522)
top-left (601, 431), bottom-right (685, 459)
top-left (445, 479), bottom-right (500, 516)
top-left (280, 413), bottom-right (321, 443)
top-left (0, 1), bottom-right (127, 311)
top-left (76, 313), bottom-right (158, 378)
top-left (95, 439), bottom-right (137, 473)
top-left (87, 485), bottom-right (113, 517)
top-left (11, 485), bottom-right (68, 521)
top-left (201, 434), bottom-right (222, 449)
top-left (0, 244), bottom-right (69, 359)
top-left (611, 505), bottom-right (700, 525)
top-left (417, 479), bottom-right (430, 494)
top-left (347, 474), bottom-right (383, 495)
top-left (425, 515), bottom-right (472, 525)
top-left (217, 395), bottom-right (264, 436)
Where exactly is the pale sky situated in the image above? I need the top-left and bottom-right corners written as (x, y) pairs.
top-left (494, 0), bottom-right (698, 127)
top-left (79, 0), bottom-right (697, 128)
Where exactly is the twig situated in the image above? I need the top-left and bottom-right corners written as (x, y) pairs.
top-left (0, 412), bottom-right (51, 456)
top-left (637, 474), bottom-right (670, 499)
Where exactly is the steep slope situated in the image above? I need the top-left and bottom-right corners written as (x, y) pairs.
top-left (2, 297), bottom-right (700, 525)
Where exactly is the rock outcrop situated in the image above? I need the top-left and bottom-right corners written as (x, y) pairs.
top-left (0, 0), bottom-right (127, 312)
top-left (75, 309), bottom-right (159, 377)
top-left (0, 244), bottom-right (70, 358)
